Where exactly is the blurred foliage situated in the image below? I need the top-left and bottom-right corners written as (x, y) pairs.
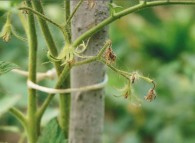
top-left (0, 1), bottom-right (195, 143)
top-left (0, 1), bottom-right (64, 142)
top-left (105, 4), bottom-right (195, 143)
top-left (0, 61), bottom-right (19, 76)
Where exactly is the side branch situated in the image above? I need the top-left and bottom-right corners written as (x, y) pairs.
top-left (19, 7), bottom-right (62, 29)
top-left (9, 108), bottom-right (27, 127)
top-left (31, 0), bottom-right (62, 75)
top-left (65, 0), bottom-right (84, 25)
top-left (72, 0), bottom-right (195, 47)
top-left (36, 64), bottom-right (71, 123)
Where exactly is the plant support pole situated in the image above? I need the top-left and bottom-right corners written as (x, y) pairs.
top-left (69, 1), bottom-right (109, 143)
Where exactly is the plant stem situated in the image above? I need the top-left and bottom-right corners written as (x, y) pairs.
top-left (9, 108), bottom-right (27, 128)
top-left (17, 11), bottom-right (28, 35)
top-left (57, 0), bottom-right (71, 137)
top-left (18, 6), bottom-right (62, 29)
top-left (64, 0), bottom-right (71, 42)
top-left (65, 0), bottom-right (70, 23)
top-left (72, 0), bottom-right (195, 47)
top-left (31, 0), bottom-right (62, 75)
top-left (36, 64), bottom-right (71, 129)
top-left (31, 1), bottom-right (71, 137)
top-left (26, 0), bottom-right (38, 142)
top-left (100, 59), bottom-right (129, 80)
top-left (73, 56), bottom-right (98, 66)
top-left (59, 78), bottom-right (70, 138)
top-left (66, 0), bottom-right (84, 25)
top-left (11, 26), bottom-right (27, 42)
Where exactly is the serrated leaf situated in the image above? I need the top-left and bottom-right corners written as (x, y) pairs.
top-left (0, 96), bottom-right (21, 117)
top-left (0, 61), bottom-right (18, 76)
top-left (37, 118), bottom-right (66, 143)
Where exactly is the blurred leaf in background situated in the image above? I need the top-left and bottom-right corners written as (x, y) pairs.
top-left (0, 0), bottom-right (64, 142)
top-left (105, 4), bottom-right (195, 143)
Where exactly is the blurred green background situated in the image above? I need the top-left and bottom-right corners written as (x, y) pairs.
top-left (1, 1), bottom-right (195, 143)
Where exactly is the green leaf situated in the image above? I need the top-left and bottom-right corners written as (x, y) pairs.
top-left (0, 96), bottom-right (20, 117)
top-left (37, 118), bottom-right (66, 143)
top-left (0, 61), bottom-right (18, 76)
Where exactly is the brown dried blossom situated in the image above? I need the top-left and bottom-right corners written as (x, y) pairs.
top-left (144, 88), bottom-right (156, 102)
top-left (104, 47), bottom-right (116, 64)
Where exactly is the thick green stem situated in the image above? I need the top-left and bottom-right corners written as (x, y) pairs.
top-left (26, 1), bottom-right (38, 143)
top-left (64, 0), bottom-right (71, 42)
top-left (30, 2), bottom-right (70, 135)
top-left (31, 0), bottom-right (62, 75)
top-left (55, 0), bottom-right (71, 137)
top-left (72, 0), bottom-right (195, 48)
top-left (37, 64), bottom-right (71, 130)
top-left (59, 78), bottom-right (70, 138)
top-left (65, 0), bottom-right (70, 23)
top-left (31, 1), bottom-right (71, 137)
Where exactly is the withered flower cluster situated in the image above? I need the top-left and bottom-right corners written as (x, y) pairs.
top-left (104, 46), bottom-right (116, 64)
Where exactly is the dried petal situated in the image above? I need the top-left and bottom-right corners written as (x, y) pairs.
top-left (144, 89), bottom-right (156, 102)
top-left (104, 47), bottom-right (116, 64)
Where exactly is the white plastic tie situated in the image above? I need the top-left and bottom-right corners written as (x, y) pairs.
top-left (12, 68), bottom-right (56, 81)
top-left (27, 74), bottom-right (108, 94)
